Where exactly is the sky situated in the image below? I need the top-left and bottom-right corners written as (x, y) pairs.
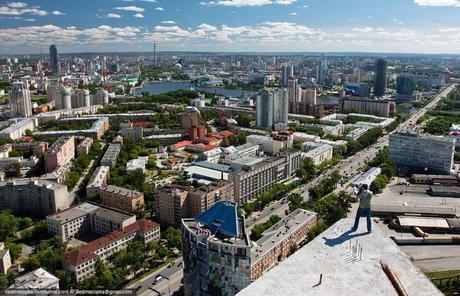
top-left (1, 0), bottom-right (460, 54)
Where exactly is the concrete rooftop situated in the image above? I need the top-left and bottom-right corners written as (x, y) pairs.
top-left (237, 218), bottom-right (442, 296)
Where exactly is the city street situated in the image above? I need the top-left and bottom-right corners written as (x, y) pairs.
top-left (246, 84), bottom-right (456, 228)
top-left (127, 258), bottom-right (184, 296)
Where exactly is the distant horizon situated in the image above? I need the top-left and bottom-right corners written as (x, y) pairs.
top-left (2, 50), bottom-right (460, 58)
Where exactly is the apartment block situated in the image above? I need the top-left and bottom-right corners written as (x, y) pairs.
top-left (100, 144), bottom-right (121, 168)
top-left (389, 132), bottom-right (455, 174)
top-left (99, 185), bottom-right (144, 213)
top-left (339, 97), bottom-right (396, 117)
top-left (64, 219), bottom-right (160, 282)
top-left (86, 166), bottom-right (110, 197)
top-left (301, 142), bottom-right (333, 166)
top-left (76, 137), bottom-right (93, 156)
top-left (11, 268), bottom-right (59, 289)
top-left (44, 136), bottom-right (75, 173)
top-left (155, 181), bottom-right (234, 225)
top-left (0, 118), bottom-right (37, 140)
top-left (0, 179), bottom-right (69, 216)
top-left (47, 202), bottom-right (136, 242)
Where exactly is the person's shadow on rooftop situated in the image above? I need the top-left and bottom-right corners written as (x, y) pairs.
top-left (322, 229), bottom-right (370, 247)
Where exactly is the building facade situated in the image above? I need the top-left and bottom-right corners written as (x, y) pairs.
top-left (47, 202), bottom-right (136, 242)
top-left (44, 136), bottom-right (75, 173)
top-left (64, 219), bottom-right (160, 282)
top-left (0, 179), bottom-right (69, 216)
top-left (99, 185), bottom-right (144, 213)
top-left (389, 132), bottom-right (455, 174)
top-left (9, 81), bottom-right (32, 118)
top-left (86, 166), bottom-right (110, 197)
top-left (100, 144), bottom-right (121, 168)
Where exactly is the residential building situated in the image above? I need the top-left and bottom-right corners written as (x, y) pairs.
top-left (71, 89), bottom-right (91, 108)
top-left (182, 201), bottom-right (252, 296)
top-left (156, 181), bottom-right (234, 225)
top-left (250, 209), bottom-right (317, 280)
top-left (246, 134), bottom-right (289, 154)
top-left (256, 89), bottom-right (288, 131)
top-left (76, 137), bottom-right (93, 156)
top-left (64, 219), bottom-right (160, 282)
top-left (47, 202), bottom-right (136, 242)
top-left (0, 118), bottom-right (37, 140)
top-left (9, 81), bottom-right (32, 118)
top-left (100, 144), bottom-right (121, 168)
top-left (186, 151), bottom-right (301, 204)
top-left (339, 97), bottom-right (396, 117)
top-left (92, 89), bottom-right (109, 105)
top-left (36, 117), bottom-right (109, 140)
top-left (0, 179), bottom-right (69, 216)
top-left (44, 136), bottom-right (75, 173)
top-left (0, 242), bottom-right (11, 274)
top-left (156, 187), bottom-right (188, 225)
top-left (120, 122), bottom-right (143, 142)
top-left (11, 268), bottom-right (59, 289)
top-left (373, 58), bottom-right (388, 97)
top-left (449, 124), bottom-right (460, 149)
top-left (301, 142), bottom-right (333, 165)
top-left (389, 132), bottom-right (455, 174)
top-left (99, 185), bottom-right (144, 213)
top-left (86, 166), bottom-right (110, 197)
top-left (230, 150), bottom-right (301, 204)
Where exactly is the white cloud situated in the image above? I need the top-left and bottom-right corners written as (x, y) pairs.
top-left (155, 7), bottom-right (164, 11)
top-left (7, 2), bottom-right (27, 8)
top-left (414, 0), bottom-right (460, 6)
top-left (52, 10), bottom-right (66, 16)
top-left (133, 13), bottom-right (144, 18)
top-left (114, 6), bottom-right (145, 12)
top-left (161, 20), bottom-right (176, 24)
top-left (352, 27), bottom-right (374, 33)
top-left (2, 22), bottom-right (460, 54)
top-left (200, 0), bottom-right (296, 7)
top-left (107, 13), bottom-right (122, 18)
top-left (289, 12), bottom-right (298, 15)
top-left (0, 5), bottom-right (47, 16)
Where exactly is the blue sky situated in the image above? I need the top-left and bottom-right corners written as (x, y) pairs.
top-left (1, 0), bottom-right (460, 54)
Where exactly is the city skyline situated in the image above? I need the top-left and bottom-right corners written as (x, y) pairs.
top-left (1, 0), bottom-right (460, 54)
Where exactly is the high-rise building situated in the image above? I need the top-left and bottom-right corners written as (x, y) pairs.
top-left (49, 45), bottom-right (60, 76)
top-left (182, 201), bottom-right (252, 296)
top-left (316, 53), bottom-right (329, 86)
top-left (256, 89), bottom-right (288, 130)
top-left (61, 87), bottom-right (72, 110)
top-left (71, 89), bottom-right (91, 108)
top-left (389, 132), bottom-right (455, 174)
top-left (9, 81), bottom-right (32, 118)
top-left (373, 58), bottom-right (388, 97)
top-left (396, 75), bottom-right (415, 96)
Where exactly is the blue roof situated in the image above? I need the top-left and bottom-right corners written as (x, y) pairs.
top-left (195, 201), bottom-right (240, 238)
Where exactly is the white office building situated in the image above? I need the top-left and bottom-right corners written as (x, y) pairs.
top-left (389, 132), bottom-right (455, 174)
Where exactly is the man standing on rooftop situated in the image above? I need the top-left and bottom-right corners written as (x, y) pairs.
top-left (351, 184), bottom-right (373, 232)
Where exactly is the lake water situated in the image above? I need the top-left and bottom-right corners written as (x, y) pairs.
top-left (134, 81), bottom-right (257, 98)
top-left (134, 81), bottom-right (339, 105)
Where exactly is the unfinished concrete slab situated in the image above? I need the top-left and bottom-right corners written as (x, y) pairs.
top-left (237, 218), bottom-right (442, 296)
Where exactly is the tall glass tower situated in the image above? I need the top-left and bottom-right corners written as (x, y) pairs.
top-left (49, 45), bottom-right (60, 76)
top-left (373, 58), bottom-right (388, 97)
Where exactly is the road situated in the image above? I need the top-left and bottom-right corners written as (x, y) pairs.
top-left (245, 84), bottom-right (456, 227)
top-left (128, 258), bottom-right (183, 296)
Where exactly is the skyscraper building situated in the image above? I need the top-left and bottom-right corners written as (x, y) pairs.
top-left (316, 53), bottom-right (328, 86)
top-left (396, 75), bottom-right (415, 96)
top-left (9, 81), bottom-right (32, 118)
top-left (182, 201), bottom-right (252, 296)
top-left (49, 45), bottom-right (60, 76)
top-left (373, 58), bottom-right (388, 97)
top-left (281, 65), bottom-right (294, 87)
top-left (256, 89), bottom-right (288, 130)
top-left (61, 87), bottom-right (72, 110)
